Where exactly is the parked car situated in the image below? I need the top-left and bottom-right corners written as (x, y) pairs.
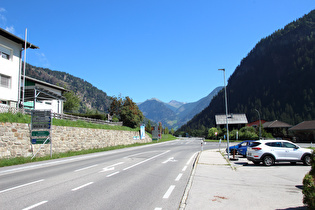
top-left (226, 140), bottom-right (255, 157)
top-left (246, 140), bottom-right (312, 166)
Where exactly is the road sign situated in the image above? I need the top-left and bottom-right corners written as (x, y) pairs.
top-left (31, 138), bottom-right (51, 144)
top-left (31, 131), bottom-right (50, 137)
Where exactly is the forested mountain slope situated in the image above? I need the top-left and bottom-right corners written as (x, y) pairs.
top-left (25, 64), bottom-right (111, 113)
top-left (178, 9), bottom-right (315, 133)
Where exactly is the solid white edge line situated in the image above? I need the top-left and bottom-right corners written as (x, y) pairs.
top-left (175, 173), bottom-right (183, 181)
top-left (163, 185), bottom-right (175, 199)
top-left (154, 208), bottom-right (162, 210)
top-left (71, 182), bottom-right (93, 191)
top-left (22, 200), bottom-right (48, 210)
top-left (0, 179), bottom-right (44, 194)
top-left (182, 166), bottom-right (187, 171)
top-left (123, 150), bottom-right (170, 171)
top-left (74, 164), bottom-right (98, 172)
top-left (186, 152), bottom-right (198, 165)
top-left (106, 171), bottom-right (120, 177)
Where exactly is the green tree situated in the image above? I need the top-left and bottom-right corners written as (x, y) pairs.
top-left (120, 96), bottom-right (144, 128)
top-left (63, 91), bottom-right (81, 113)
top-left (208, 127), bottom-right (218, 139)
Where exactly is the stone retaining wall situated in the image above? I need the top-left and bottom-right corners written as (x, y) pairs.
top-left (0, 122), bottom-right (152, 158)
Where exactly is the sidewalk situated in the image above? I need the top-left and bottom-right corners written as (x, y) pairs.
top-left (181, 149), bottom-right (307, 210)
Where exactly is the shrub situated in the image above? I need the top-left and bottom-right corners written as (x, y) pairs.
top-left (303, 150), bottom-right (315, 208)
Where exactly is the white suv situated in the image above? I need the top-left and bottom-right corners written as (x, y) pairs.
top-left (246, 140), bottom-right (312, 166)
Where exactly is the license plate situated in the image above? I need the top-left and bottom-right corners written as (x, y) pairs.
top-left (248, 152), bottom-right (252, 156)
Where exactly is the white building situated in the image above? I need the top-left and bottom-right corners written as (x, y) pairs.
top-left (0, 28), bottom-right (66, 113)
top-left (0, 27), bottom-right (38, 108)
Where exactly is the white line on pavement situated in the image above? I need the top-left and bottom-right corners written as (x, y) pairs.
top-left (163, 185), bottom-right (175, 199)
top-left (99, 162), bottom-right (124, 173)
top-left (123, 150), bottom-right (170, 171)
top-left (74, 164), bottom-right (98, 172)
top-left (186, 152), bottom-right (198, 165)
top-left (106, 171), bottom-right (120, 177)
top-left (0, 179), bottom-right (44, 194)
top-left (71, 182), bottom-right (93, 191)
top-left (182, 166), bottom-right (187, 171)
top-left (154, 208), bottom-right (162, 210)
top-left (175, 173), bottom-right (183, 181)
top-left (22, 201), bottom-right (48, 210)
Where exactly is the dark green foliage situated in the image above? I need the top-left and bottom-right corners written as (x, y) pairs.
top-left (178, 10), bottom-right (315, 134)
top-left (303, 150), bottom-right (315, 208)
top-left (109, 96), bottom-right (144, 128)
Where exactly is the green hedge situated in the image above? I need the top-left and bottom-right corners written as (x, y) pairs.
top-left (303, 150), bottom-right (315, 208)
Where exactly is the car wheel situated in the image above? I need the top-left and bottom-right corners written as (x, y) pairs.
top-left (263, 155), bottom-right (274, 166)
top-left (303, 155), bottom-right (311, 166)
top-left (253, 161), bottom-right (260, 165)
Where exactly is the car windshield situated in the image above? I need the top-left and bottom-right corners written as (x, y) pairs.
top-left (249, 142), bottom-right (261, 147)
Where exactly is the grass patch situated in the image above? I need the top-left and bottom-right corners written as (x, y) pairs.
top-left (0, 112), bottom-right (139, 131)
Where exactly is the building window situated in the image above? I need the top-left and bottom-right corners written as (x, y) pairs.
top-left (0, 74), bottom-right (11, 88)
top-left (0, 45), bottom-right (12, 60)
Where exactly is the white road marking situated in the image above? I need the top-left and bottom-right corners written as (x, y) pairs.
top-left (175, 173), bottom-right (183, 181)
top-left (186, 152), bottom-right (197, 165)
top-left (163, 185), bottom-right (175, 199)
top-left (0, 179), bottom-right (44, 194)
top-left (74, 164), bottom-right (98, 172)
top-left (99, 162), bottom-right (124, 173)
top-left (22, 201), bottom-right (48, 210)
top-left (123, 150), bottom-right (170, 171)
top-left (71, 182), bottom-right (93, 191)
top-left (182, 166), bottom-right (187, 171)
top-left (154, 208), bottom-right (162, 210)
top-left (162, 157), bottom-right (177, 164)
top-left (106, 171), bottom-right (120, 177)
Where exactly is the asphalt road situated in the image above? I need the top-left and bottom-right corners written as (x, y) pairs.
top-left (0, 138), bottom-right (217, 210)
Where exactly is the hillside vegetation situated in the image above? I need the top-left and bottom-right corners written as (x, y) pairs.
top-left (178, 10), bottom-right (315, 134)
top-left (26, 64), bottom-right (111, 113)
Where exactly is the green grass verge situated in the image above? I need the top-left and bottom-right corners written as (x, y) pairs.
top-left (0, 112), bottom-right (138, 131)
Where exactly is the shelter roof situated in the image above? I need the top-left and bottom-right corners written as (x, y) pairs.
top-left (215, 114), bottom-right (248, 125)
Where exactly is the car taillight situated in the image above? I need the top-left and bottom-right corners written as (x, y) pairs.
top-left (252, 147), bottom-right (261, 151)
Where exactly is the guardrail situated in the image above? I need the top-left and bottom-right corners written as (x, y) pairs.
top-left (0, 104), bottom-right (122, 126)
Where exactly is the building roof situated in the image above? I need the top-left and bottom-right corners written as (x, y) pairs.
top-left (23, 76), bottom-right (67, 101)
top-left (263, 120), bottom-right (292, 128)
top-left (247, 120), bottom-right (267, 127)
top-left (0, 27), bottom-right (39, 49)
top-left (289, 121), bottom-right (315, 131)
top-left (215, 114), bottom-right (248, 125)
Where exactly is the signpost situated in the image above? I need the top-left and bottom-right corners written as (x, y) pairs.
top-left (31, 110), bottom-right (52, 159)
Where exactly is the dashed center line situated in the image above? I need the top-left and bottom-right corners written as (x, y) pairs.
top-left (74, 164), bottom-right (98, 172)
top-left (0, 179), bottom-right (44, 194)
top-left (22, 201), bottom-right (48, 210)
top-left (71, 182), bottom-right (93, 191)
top-left (106, 171), bottom-right (120, 177)
top-left (175, 173), bottom-right (183, 181)
top-left (163, 185), bottom-right (175, 199)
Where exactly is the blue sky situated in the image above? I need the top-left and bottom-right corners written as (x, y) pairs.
top-left (1, 1), bottom-right (314, 103)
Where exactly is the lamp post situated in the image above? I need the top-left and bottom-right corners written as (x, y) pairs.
top-left (218, 68), bottom-right (229, 160)
top-left (255, 109), bottom-right (262, 139)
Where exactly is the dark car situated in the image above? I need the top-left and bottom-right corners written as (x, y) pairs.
top-left (226, 140), bottom-right (255, 157)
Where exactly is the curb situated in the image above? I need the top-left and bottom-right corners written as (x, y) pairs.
top-left (178, 151), bottom-right (201, 210)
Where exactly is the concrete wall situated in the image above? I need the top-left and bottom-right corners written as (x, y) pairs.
top-left (0, 122), bottom-right (152, 158)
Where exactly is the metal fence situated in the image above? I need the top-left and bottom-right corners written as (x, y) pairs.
top-left (0, 104), bottom-right (122, 126)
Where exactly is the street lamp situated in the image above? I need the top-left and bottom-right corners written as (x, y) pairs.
top-left (255, 109), bottom-right (262, 139)
top-left (218, 68), bottom-right (229, 159)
